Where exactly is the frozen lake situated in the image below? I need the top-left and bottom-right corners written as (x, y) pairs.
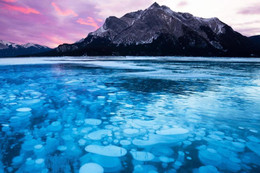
top-left (0, 57), bottom-right (260, 173)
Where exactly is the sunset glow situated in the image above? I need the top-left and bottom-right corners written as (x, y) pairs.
top-left (0, 0), bottom-right (259, 48)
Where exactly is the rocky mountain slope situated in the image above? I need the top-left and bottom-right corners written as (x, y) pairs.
top-left (249, 35), bottom-right (260, 56)
top-left (43, 2), bottom-right (258, 57)
top-left (0, 40), bottom-right (51, 57)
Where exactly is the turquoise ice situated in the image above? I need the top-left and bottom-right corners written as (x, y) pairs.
top-left (0, 57), bottom-right (260, 172)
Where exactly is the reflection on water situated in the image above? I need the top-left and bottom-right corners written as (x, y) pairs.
top-left (0, 57), bottom-right (260, 173)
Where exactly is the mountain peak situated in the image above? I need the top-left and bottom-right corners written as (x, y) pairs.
top-left (149, 2), bottom-right (160, 9)
top-left (51, 2), bottom-right (256, 57)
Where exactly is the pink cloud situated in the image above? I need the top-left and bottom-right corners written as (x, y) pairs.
top-left (1, 0), bottom-right (17, 2)
top-left (97, 18), bottom-right (103, 22)
top-left (1, 3), bottom-right (40, 14)
top-left (77, 17), bottom-right (100, 29)
top-left (51, 2), bottom-right (78, 17)
top-left (177, 1), bottom-right (188, 7)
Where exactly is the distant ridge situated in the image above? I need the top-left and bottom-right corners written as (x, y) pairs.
top-left (37, 2), bottom-right (260, 57)
top-left (0, 40), bottom-right (51, 57)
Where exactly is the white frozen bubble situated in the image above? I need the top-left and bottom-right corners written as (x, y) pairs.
top-left (133, 165), bottom-right (158, 173)
top-left (12, 156), bottom-right (23, 166)
top-left (21, 99), bottom-right (41, 105)
top-left (123, 128), bottom-right (139, 136)
top-left (1, 124), bottom-right (10, 132)
top-left (110, 116), bottom-right (124, 122)
top-left (130, 151), bottom-right (155, 161)
top-left (247, 136), bottom-right (260, 143)
top-left (85, 118), bottom-right (102, 126)
top-left (198, 148), bottom-right (222, 167)
top-left (230, 157), bottom-right (241, 163)
top-left (249, 129), bottom-right (258, 133)
top-left (132, 119), bottom-right (157, 128)
top-left (246, 142), bottom-right (260, 156)
top-left (91, 154), bottom-right (122, 172)
top-left (187, 156), bottom-right (192, 160)
top-left (48, 121), bottom-right (62, 132)
top-left (22, 140), bottom-right (38, 151)
top-left (225, 136), bottom-right (233, 141)
top-left (88, 130), bottom-right (112, 140)
top-left (156, 127), bottom-right (189, 135)
top-left (231, 142), bottom-right (245, 152)
top-left (31, 91), bottom-right (42, 97)
top-left (159, 156), bottom-right (174, 163)
top-left (9, 114), bottom-right (30, 129)
top-left (208, 135), bottom-right (222, 141)
top-left (183, 140), bottom-right (192, 147)
top-left (85, 145), bottom-right (127, 157)
top-left (78, 139), bottom-right (87, 146)
top-left (133, 133), bottom-right (188, 147)
top-left (45, 137), bottom-right (58, 154)
top-left (35, 158), bottom-right (45, 169)
top-left (34, 144), bottom-right (45, 157)
top-left (198, 165), bottom-right (219, 173)
top-left (120, 140), bottom-right (131, 146)
top-left (151, 146), bottom-right (174, 156)
top-left (16, 107), bottom-right (32, 112)
top-left (79, 163), bottom-right (104, 173)
top-left (57, 145), bottom-right (67, 152)
top-left (25, 158), bottom-right (35, 171)
top-left (174, 161), bottom-right (182, 169)
top-left (221, 157), bottom-right (241, 172)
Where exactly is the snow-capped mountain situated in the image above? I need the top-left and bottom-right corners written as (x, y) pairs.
top-left (45, 2), bottom-right (258, 57)
top-left (0, 40), bottom-right (51, 57)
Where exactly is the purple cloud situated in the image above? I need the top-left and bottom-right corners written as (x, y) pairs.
top-left (238, 4), bottom-right (260, 15)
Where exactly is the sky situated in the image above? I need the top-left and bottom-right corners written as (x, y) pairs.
top-left (0, 0), bottom-right (259, 48)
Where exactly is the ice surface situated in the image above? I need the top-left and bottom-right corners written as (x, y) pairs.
top-left (198, 148), bottom-right (222, 166)
top-left (247, 136), bottom-right (260, 143)
top-left (246, 142), bottom-right (260, 156)
top-left (79, 163), bottom-right (104, 173)
top-left (85, 145), bottom-right (127, 157)
top-left (1, 57), bottom-right (260, 172)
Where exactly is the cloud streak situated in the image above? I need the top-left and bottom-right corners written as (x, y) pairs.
top-left (51, 2), bottom-right (78, 17)
top-left (1, 3), bottom-right (40, 14)
top-left (238, 4), bottom-right (260, 15)
top-left (1, 0), bottom-right (17, 2)
top-left (77, 17), bottom-right (100, 29)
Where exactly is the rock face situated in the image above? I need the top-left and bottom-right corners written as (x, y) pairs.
top-left (45, 2), bottom-right (258, 57)
top-left (0, 40), bottom-right (51, 57)
top-left (249, 35), bottom-right (260, 56)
